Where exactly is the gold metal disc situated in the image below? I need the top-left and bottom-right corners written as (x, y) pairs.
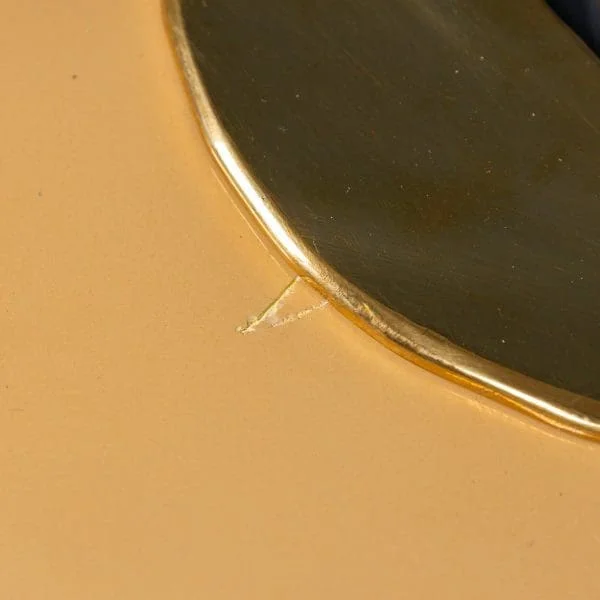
top-left (165, 0), bottom-right (600, 437)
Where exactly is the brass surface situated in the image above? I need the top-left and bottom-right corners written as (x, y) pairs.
top-left (165, 0), bottom-right (600, 437)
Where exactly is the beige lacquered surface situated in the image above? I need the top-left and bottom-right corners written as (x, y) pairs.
top-left (1, 1), bottom-right (600, 598)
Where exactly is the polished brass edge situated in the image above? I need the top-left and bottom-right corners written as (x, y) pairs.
top-left (164, 0), bottom-right (600, 439)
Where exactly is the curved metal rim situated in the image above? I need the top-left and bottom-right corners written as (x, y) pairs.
top-left (164, 0), bottom-right (600, 439)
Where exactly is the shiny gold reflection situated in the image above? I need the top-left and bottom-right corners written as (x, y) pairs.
top-left (164, 0), bottom-right (600, 439)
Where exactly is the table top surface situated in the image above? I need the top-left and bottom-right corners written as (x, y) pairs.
top-left (2, 2), bottom-right (600, 598)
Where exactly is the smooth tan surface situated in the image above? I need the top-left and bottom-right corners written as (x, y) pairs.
top-left (1, 2), bottom-right (600, 598)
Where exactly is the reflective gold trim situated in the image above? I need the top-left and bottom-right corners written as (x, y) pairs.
top-left (164, 0), bottom-right (600, 438)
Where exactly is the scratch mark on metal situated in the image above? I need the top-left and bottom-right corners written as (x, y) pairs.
top-left (236, 276), bottom-right (328, 334)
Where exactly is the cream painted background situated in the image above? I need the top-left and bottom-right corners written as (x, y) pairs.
top-left (1, 2), bottom-right (599, 598)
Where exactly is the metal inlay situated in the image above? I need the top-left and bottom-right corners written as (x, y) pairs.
top-left (165, 0), bottom-right (600, 437)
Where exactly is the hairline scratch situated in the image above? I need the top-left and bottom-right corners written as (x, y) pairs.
top-left (236, 276), bottom-right (328, 334)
